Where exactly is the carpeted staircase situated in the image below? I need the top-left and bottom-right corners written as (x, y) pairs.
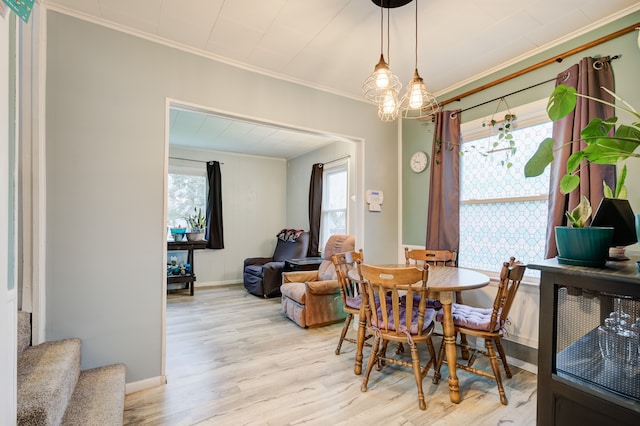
top-left (16, 311), bottom-right (126, 425)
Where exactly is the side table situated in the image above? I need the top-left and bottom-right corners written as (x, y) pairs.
top-left (284, 257), bottom-right (324, 272)
top-left (167, 240), bottom-right (206, 296)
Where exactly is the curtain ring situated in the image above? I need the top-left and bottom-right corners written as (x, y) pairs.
top-left (560, 71), bottom-right (570, 82)
top-left (449, 112), bottom-right (457, 120)
top-left (593, 60), bottom-right (604, 70)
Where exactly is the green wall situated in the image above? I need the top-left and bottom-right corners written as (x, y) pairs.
top-left (402, 119), bottom-right (432, 245)
top-left (402, 11), bottom-right (640, 249)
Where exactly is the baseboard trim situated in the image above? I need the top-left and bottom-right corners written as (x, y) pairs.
top-left (125, 375), bottom-right (166, 395)
top-left (508, 357), bottom-right (538, 375)
top-left (195, 280), bottom-right (242, 287)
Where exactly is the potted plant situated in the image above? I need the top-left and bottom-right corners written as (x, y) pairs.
top-left (525, 84), bottom-right (640, 265)
top-left (554, 195), bottom-right (614, 266)
top-left (185, 207), bottom-right (206, 241)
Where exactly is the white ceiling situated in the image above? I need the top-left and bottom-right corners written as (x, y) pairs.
top-left (168, 106), bottom-right (351, 158)
top-left (44, 0), bottom-right (640, 158)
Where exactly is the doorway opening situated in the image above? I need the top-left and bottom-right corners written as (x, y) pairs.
top-left (161, 99), bottom-right (365, 379)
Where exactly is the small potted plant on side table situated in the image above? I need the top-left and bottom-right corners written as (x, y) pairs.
top-left (185, 207), bottom-right (206, 241)
top-left (554, 195), bottom-right (614, 266)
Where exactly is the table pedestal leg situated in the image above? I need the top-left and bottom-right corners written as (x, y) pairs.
top-left (441, 293), bottom-right (460, 403)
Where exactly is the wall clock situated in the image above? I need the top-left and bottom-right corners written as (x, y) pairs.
top-left (410, 151), bottom-right (429, 173)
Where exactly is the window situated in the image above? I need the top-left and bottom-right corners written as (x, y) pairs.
top-left (459, 100), bottom-right (551, 276)
top-left (167, 167), bottom-right (207, 231)
top-left (320, 163), bottom-right (349, 250)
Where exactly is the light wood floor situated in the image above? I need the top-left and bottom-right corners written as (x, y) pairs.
top-left (124, 285), bottom-right (537, 425)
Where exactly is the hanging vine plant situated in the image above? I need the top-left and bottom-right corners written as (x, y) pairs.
top-left (433, 136), bottom-right (457, 164)
top-left (461, 97), bottom-right (518, 168)
top-left (485, 111), bottom-right (517, 168)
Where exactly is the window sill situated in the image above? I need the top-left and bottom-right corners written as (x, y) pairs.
top-left (466, 266), bottom-right (540, 293)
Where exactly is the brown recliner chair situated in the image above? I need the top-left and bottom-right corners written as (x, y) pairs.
top-left (280, 234), bottom-right (355, 328)
top-left (243, 230), bottom-right (310, 298)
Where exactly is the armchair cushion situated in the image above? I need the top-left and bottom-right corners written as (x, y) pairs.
top-left (317, 234), bottom-right (356, 280)
top-left (306, 280), bottom-right (340, 296)
top-left (317, 263), bottom-right (336, 281)
top-left (282, 270), bottom-right (318, 284)
top-left (243, 257), bottom-right (272, 268)
top-left (280, 234), bottom-right (355, 327)
top-left (282, 282), bottom-right (307, 304)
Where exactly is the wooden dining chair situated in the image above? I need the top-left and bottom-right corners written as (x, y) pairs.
top-left (404, 248), bottom-right (458, 267)
top-left (433, 257), bottom-right (527, 405)
top-left (332, 249), bottom-right (370, 375)
top-left (405, 248), bottom-right (460, 304)
top-left (357, 261), bottom-right (438, 410)
top-left (404, 248), bottom-right (470, 355)
top-left (405, 248), bottom-right (461, 306)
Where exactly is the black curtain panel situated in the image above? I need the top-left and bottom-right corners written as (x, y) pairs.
top-left (206, 161), bottom-right (224, 249)
top-left (308, 163), bottom-right (324, 257)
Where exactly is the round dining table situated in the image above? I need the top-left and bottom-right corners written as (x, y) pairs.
top-left (349, 264), bottom-right (490, 404)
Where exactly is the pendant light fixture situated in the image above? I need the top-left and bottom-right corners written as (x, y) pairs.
top-left (377, 5), bottom-right (401, 121)
top-left (378, 84), bottom-right (400, 121)
top-left (400, 0), bottom-right (439, 119)
top-left (362, 1), bottom-right (401, 109)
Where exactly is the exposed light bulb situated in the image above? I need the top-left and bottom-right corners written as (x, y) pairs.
top-left (375, 68), bottom-right (391, 89)
top-left (381, 89), bottom-right (398, 114)
top-left (408, 81), bottom-right (424, 109)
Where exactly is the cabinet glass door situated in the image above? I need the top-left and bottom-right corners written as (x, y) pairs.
top-left (554, 285), bottom-right (640, 402)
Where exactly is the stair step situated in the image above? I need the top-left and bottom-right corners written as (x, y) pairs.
top-left (17, 338), bottom-right (81, 425)
top-left (61, 363), bottom-right (126, 426)
top-left (17, 311), bottom-right (31, 354)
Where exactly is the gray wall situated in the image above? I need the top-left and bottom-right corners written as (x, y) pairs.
top-left (169, 147), bottom-right (287, 286)
top-left (45, 11), bottom-right (397, 382)
top-left (286, 141), bottom-right (357, 240)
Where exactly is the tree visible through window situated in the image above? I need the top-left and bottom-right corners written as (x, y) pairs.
top-left (459, 102), bottom-right (551, 276)
top-left (320, 164), bottom-right (348, 251)
top-left (167, 172), bottom-right (207, 230)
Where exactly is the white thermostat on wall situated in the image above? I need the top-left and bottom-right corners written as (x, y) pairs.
top-left (366, 190), bottom-right (383, 212)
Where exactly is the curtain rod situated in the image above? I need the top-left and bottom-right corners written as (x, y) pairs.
top-left (439, 21), bottom-right (639, 108)
top-left (453, 55), bottom-right (620, 116)
top-left (322, 155), bottom-right (351, 166)
top-left (169, 156), bottom-right (224, 164)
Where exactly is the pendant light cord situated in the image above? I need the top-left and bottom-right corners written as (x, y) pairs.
top-left (379, 2), bottom-right (384, 55)
top-left (414, 0), bottom-right (418, 68)
top-left (386, 3), bottom-right (391, 62)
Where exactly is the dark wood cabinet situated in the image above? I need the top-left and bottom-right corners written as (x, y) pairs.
top-left (530, 256), bottom-right (640, 425)
top-left (167, 240), bottom-right (206, 296)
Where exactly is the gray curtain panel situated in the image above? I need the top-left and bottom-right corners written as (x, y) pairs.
top-left (545, 56), bottom-right (615, 258)
top-left (426, 110), bottom-right (461, 256)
